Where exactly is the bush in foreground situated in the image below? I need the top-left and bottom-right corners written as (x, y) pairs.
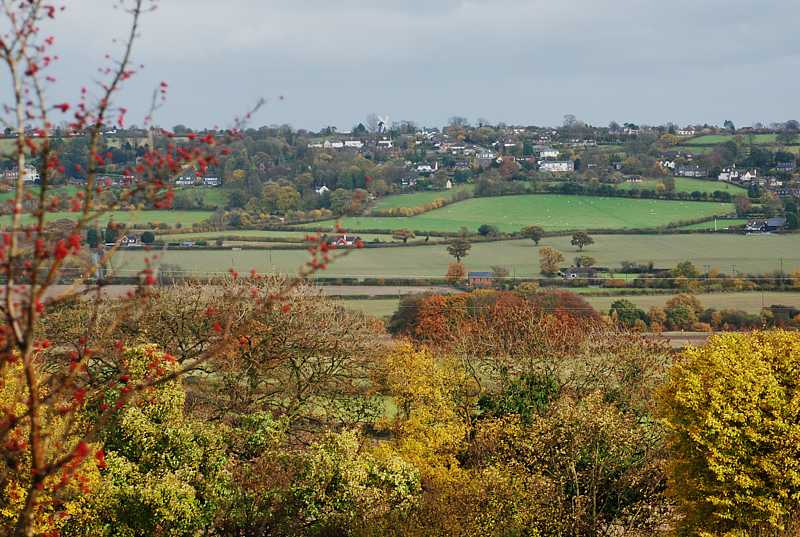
top-left (659, 331), bottom-right (800, 535)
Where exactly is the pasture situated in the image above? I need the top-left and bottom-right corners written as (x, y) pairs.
top-left (0, 185), bottom-right (80, 203)
top-left (673, 145), bottom-right (713, 154)
top-left (684, 134), bottom-right (779, 145)
top-left (176, 187), bottom-right (229, 208)
top-left (677, 219), bottom-right (748, 230)
top-left (338, 299), bottom-right (403, 318)
top-left (2, 209), bottom-right (213, 227)
top-left (373, 184), bottom-right (473, 210)
top-left (158, 229), bottom-right (398, 242)
top-left (300, 195), bottom-right (734, 234)
top-left (615, 177), bottom-right (745, 194)
top-left (111, 233), bottom-right (800, 278)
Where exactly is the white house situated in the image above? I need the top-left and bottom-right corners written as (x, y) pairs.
top-left (538, 147), bottom-right (559, 159)
top-left (416, 162), bottom-right (438, 174)
top-left (344, 140), bottom-right (364, 149)
top-left (4, 166), bottom-right (40, 183)
top-left (22, 166), bottom-right (39, 183)
top-left (659, 160), bottom-right (676, 170)
top-left (539, 160), bottom-right (575, 173)
top-left (203, 177), bottom-right (221, 187)
top-left (445, 179), bottom-right (453, 190)
top-left (475, 151), bottom-right (496, 168)
top-left (720, 167), bottom-right (757, 182)
top-left (176, 177), bottom-right (195, 186)
top-left (675, 164), bottom-right (708, 178)
top-left (315, 185), bottom-right (330, 195)
top-left (376, 139), bottom-right (393, 150)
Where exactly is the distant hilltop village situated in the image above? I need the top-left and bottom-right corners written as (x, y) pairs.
top-left (2, 117), bottom-right (799, 224)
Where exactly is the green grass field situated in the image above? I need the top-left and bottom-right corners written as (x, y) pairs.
top-left (111, 233), bottom-right (800, 278)
top-left (176, 187), bottom-right (228, 208)
top-left (685, 134), bottom-right (779, 145)
top-left (0, 185), bottom-right (80, 203)
top-left (373, 184), bottom-right (473, 210)
top-left (299, 195), bottom-right (734, 234)
top-left (159, 229), bottom-right (398, 242)
top-left (615, 177), bottom-right (745, 194)
top-left (2, 209), bottom-right (213, 227)
top-left (0, 138), bottom-right (19, 153)
top-left (338, 299), bottom-right (401, 318)
top-left (673, 145), bottom-right (713, 154)
top-left (677, 219), bottom-right (749, 230)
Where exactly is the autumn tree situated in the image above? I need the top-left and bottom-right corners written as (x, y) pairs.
top-left (734, 194), bottom-right (752, 216)
top-left (659, 331), bottom-right (800, 535)
top-left (68, 346), bottom-right (231, 535)
top-left (672, 260), bottom-right (699, 279)
top-left (539, 246), bottom-right (564, 275)
top-left (490, 265), bottom-right (509, 280)
top-left (521, 225), bottom-right (545, 245)
top-left (446, 237), bottom-right (471, 262)
top-left (570, 231), bottom-right (594, 251)
top-left (259, 182), bottom-right (301, 214)
top-left (378, 307), bottom-right (672, 535)
top-left (393, 228), bottom-right (415, 243)
top-left (445, 261), bottom-right (466, 284)
top-left (609, 299), bottom-right (648, 328)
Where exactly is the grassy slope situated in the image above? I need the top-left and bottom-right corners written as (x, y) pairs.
top-left (685, 134), bottom-right (779, 145)
top-left (615, 177), bottom-right (745, 194)
top-left (337, 299), bottom-right (401, 318)
top-left (113, 233), bottom-right (800, 277)
top-left (176, 187), bottom-right (229, 208)
top-left (2, 209), bottom-right (213, 227)
top-left (159, 229), bottom-right (397, 241)
top-left (300, 195), bottom-right (734, 234)
top-left (373, 184), bottom-right (473, 209)
top-left (677, 219), bottom-right (749, 230)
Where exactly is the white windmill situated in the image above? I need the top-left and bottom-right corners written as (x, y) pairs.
top-left (377, 115), bottom-right (390, 134)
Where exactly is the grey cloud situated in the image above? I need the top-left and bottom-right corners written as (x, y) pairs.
top-left (34, 0), bottom-right (800, 129)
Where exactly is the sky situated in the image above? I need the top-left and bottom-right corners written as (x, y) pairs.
top-left (40, 0), bottom-right (800, 131)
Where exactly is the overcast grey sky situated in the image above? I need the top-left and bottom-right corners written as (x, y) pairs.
top-left (45, 0), bottom-right (800, 130)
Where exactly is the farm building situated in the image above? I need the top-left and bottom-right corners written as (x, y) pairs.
top-left (675, 164), bottom-right (708, 178)
top-left (745, 217), bottom-right (787, 233)
top-left (561, 267), bottom-right (596, 279)
top-left (468, 272), bottom-right (494, 287)
top-left (325, 234), bottom-right (362, 247)
top-left (539, 160), bottom-right (575, 173)
top-left (2, 165), bottom-right (39, 183)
